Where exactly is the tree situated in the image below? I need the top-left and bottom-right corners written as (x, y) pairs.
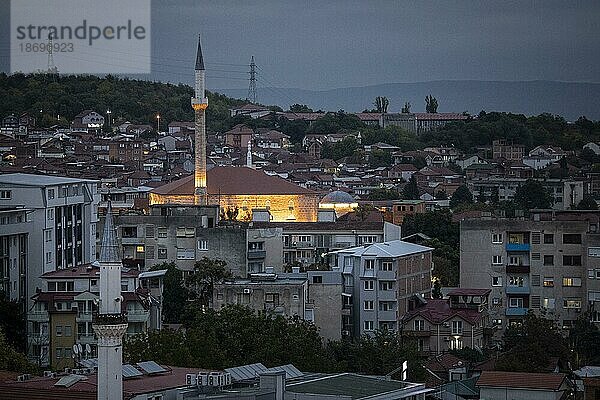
top-left (570, 313), bottom-right (600, 367)
top-left (435, 190), bottom-right (448, 200)
top-left (0, 294), bottom-right (27, 352)
top-left (188, 257), bottom-right (233, 307)
top-left (369, 188), bottom-right (400, 201)
top-left (431, 278), bottom-right (442, 299)
top-left (514, 179), bottom-right (553, 210)
top-left (402, 175), bottom-right (420, 200)
top-left (425, 95), bottom-right (438, 113)
top-left (401, 102), bottom-right (411, 113)
top-left (368, 149), bottom-right (392, 167)
top-left (374, 96), bottom-right (389, 113)
top-left (0, 327), bottom-right (37, 373)
top-left (449, 185), bottom-right (473, 208)
top-left (497, 313), bottom-right (570, 372)
top-left (289, 104), bottom-right (313, 113)
top-left (577, 195), bottom-right (598, 210)
top-left (151, 262), bottom-right (194, 324)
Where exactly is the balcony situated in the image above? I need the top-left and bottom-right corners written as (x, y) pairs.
top-left (506, 265), bottom-right (530, 273)
top-left (293, 242), bottom-right (314, 249)
top-left (247, 250), bottom-right (266, 260)
top-left (505, 307), bottom-right (528, 316)
top-left (378, 310), bottom-right (397, 321)
top-left (76, 311), bottom-right (93, 322)
top-left (505, 285), bottom-right (530, 295)
top-left (77, 333), bottom-right (96, 343)
top-left (505, 243), bottom-right (530, 252)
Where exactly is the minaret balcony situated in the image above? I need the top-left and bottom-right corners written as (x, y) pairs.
top-left (92, 312), bottom-right (128, 325)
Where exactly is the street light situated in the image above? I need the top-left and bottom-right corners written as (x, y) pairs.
top-left (156, 114), bottom-right (161, 133)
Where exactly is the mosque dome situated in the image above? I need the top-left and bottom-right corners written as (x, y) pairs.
top-left (320, 190), bottom-right (355, 205)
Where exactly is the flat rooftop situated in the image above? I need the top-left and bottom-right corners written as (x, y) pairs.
top-left (0, 173), bottom-right (97, 187)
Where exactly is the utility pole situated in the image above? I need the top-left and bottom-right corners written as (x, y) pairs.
top-left (247, 56), bottom-right (257, 104)
top-left (47, 34), bottom-right (58, 78)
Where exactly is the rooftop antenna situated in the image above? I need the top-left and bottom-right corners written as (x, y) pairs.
top-left (247, 56), bottom-right (257, 103)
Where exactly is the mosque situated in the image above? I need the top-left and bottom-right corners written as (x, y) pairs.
top-left (149, 37), bottom-right (320, 222)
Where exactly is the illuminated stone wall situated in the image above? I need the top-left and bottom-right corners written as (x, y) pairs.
top-left (150, 192), bottom-right (319, 222)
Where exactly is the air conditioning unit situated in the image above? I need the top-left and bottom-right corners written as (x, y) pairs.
top-left (243, 288), bottom-right (252, 294)
top-left (186, 373), bottom-right (197, 386)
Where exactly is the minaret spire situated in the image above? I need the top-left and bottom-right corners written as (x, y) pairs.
top-left (192, 34), bottom-right (208, 205)
top-left (99, 201), bottom-right (120, 263)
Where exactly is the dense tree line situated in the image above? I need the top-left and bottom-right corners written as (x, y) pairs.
top-left (125, 304), bottom-right (425, 380)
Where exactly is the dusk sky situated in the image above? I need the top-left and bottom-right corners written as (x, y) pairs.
top-left (150, 0), bottom-right (600, 91)
top-left (2, 1), bottom-right (599, 91)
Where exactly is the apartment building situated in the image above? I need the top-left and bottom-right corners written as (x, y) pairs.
top-left (27, 263), bottom-right (151, 368)
top-left (330, 240), bottom-right (433, 337)
top-left (247, 212), bottom-right (401, 273)
top-left (460, 210), bottom-right (600, 336)
top-left (0, 174), bottom-right (99, 311)
top-left (212, 270), bottom-right (343, 341)
top-left (401, 289), bottom-right (493, 355)
top-left (0, 207), bottom-right (30, 309)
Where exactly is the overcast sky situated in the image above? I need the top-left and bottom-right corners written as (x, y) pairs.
top-left (2, 1), bottom-right (599, 91)
top-left (150, 0), bottom-right (600, 91)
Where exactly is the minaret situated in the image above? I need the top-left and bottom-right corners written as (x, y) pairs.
top-left (192, 35), bottom-right (209, 205)
top-left (93, 202), bottom-right (127, 400)
top-left (246, 139), bottom-right (253, 168)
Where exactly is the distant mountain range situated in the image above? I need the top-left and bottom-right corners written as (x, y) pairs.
top-left (216, 80), bottom-right (600, 121)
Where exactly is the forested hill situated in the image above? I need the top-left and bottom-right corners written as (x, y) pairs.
top-left (0, 73), bottom-right (251, 133)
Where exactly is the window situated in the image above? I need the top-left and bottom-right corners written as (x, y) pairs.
top-left (563, 234), bottom-right (582, 244)
top-left (508, 276), bottom-right (524, 287)
top-left (364, 259), bottom-right (375, 270)
top-left (145, 225), bottom-right (155, 238)
top-left (248, 242), bottom-right (264, 251)
top-left (158, 227), bottom-right (167, 238)
top-left (0, 190), bottom-right (11, 199)
top-left (363, 280), bottom-right (374, 291)
top-left (543, 298), bottom-right (555, 309)
top-left (158, 248), bottom-right (167, 259)
top-left (44, 229), bottom-right (52, 242)
top-left (379, 281), bottom-right (394, 291)
top-left (176, 227), bottom-right (186, 237)
top-left (493, 319), bottom-right (502, 326)
top-left (543, 277), bottom-right (554, 287)
top-left (312, 275), bottom-right (322, 284)
top-left (563, 298), bottom-right (582, 309)
top-left (380, 261), bottom-right (393, 271)
top-left (136, 245), bottom-right (145, 253)
top-left (509, 298), bottom-right (523, 308)
top-left (64, 325), bottom-right (72, 337)
top-left (414, 320), bottom-right (424, 331)
top-left (364, 320), bottom-right (374, 331)
top-left (543, 255), bottom-right (554, 266)
top-left (56, 348), bottom-right (62, 358)
top-left (47, 209), bottom-right (54, 220)
top-left (379, 301), bottom-right (393, 311)
top-left (47, 189), bottom-right (55, 200)
top-left (492, 233), bottom-right (503, 244)
top-left (198, 240), bottom-right (208, 251)
top-left (543, 234), bottom-right (554, 244)
top-left (492, 255), bottom-right (502, 265)
top-left (563, 255), bottom-right (582, 266)
top-left (122, 226), bottom-right (137, 238)
top-left (185, 227), bottom-right (195, 237)
top-left (562, 277), bottom-right (582, 287)
top-left (146, 245), bottom-right (155, 260)
top-left (265, 293), bottom-right (279, 304)
top-left (364, 300), bottom-right (374, 311)
top-left (492, 276), bottom-right (502, 287)
top-left (452, 320), bottom-right (463, 335)
top-left (56, 325), bottom-right (63, 336)
top-left (492, 298), bottom-right (501, 305)
top-left (45, 251), bottom-right (52, 264)
top-left (177, 249), bottom-right (195, 260)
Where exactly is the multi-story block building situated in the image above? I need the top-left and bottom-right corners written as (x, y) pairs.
top-left (460, 210), bottom-right (600, 336)
top-left (330, 240), bottom-right (433, 337)
top-left (247, 211), bottom-right (401, 272)
top-left (492, 139), bottom-right (525, 160)
top-left (212, 270), bottom-right (343, 341)
top-left (27, 263), bottom-right (152, 368)
top-left (0, 174), bottom-right (99, 311)
top-left (401, 289), bottom-right (493, 355)
top-left (0, 207), bottom-right (30, 309)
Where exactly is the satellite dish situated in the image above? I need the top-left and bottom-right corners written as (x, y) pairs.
top-left (72, 344), bottom-right (79, 354)
top-left (78, 343), bottom-right (83, 354)
top-left (86, 344), bottom-right (91, 354)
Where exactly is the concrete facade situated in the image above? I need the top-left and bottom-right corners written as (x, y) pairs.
top-left (0, 174), bottom-right (99, 312)
top-left (0, 207), bottom-right (30, 309)
top-left (460, 211), bottom-right (600, 337)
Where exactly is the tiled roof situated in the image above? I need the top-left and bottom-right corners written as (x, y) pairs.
top-left (152, 166), bottom-right (315, 196)
top-left (476, 371), bottom-right (567, 391)
top-left (402, 298), bottom-right (484, 325)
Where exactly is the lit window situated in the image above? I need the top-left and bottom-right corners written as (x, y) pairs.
top-left (562, 277), bottom-right (581, 287)
top-left (136, 245), bottom-right (145, 253)
top-left (543, 277), bottom-right (554, 287)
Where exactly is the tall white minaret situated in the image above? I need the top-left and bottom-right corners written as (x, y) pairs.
top-left (192, 35), bottom-right (208, 205)
top-left (246, 139), bottom-right (253, 168)
top-left (93, 202), bottom-right (127, 400)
